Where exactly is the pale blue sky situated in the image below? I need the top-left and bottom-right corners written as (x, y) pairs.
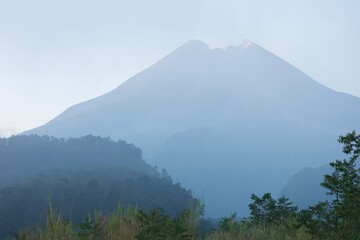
top-left (1, 0), bottom-right (359, 136)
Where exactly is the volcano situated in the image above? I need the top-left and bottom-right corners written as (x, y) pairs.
top-left (25, 40), bottom-right (360, 216)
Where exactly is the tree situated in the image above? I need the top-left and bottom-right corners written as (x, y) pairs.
top-left (249, 193), bottom-right (297, 226)
top-left (219, 213), bottom-right (237, 234)
top-left (275, 196), bottom-right (298, 221)
top-left (301, 131), bottom-right (360, 239)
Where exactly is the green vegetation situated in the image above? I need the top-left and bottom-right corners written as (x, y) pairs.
top-left (3, 131), bottom-right (360, 239)
top-left (208, 131), bottom-right (359, 240)
top-left (15, 196), bottom-right (310, 240)
top-left (16, 204), bottom-right (204, 240)
top-left (298, 131), bottom-right (360, 239)
top-left (0, 135), bottom-right (198, 238)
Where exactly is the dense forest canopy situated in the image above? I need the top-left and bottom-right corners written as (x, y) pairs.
top-left (0, 135), bottom-right (197, 238)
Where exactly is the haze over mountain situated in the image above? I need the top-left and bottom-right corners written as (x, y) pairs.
top-left (280, 164), bottom-right (332, 209)
top-left (25, 40), bottom-right (360, 216)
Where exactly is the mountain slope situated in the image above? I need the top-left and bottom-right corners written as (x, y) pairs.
top-left (280, 164), bottom-right (333, 209)
top-left (24, 40), bottom-right (360, 216)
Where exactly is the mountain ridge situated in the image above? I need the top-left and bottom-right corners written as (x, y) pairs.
top-left (25, 39), bottom-right (358, 136)
top-left (24, 40), bottom-right (360, 216)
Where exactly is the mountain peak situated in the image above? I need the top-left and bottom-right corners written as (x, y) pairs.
top-left (157, 40), bottom-right (210, 66)
top-left (240, 39), bottom-right (254, 49)
top-left (181, 39), bottom-right (209, 48)
top-left (176, 40), bottom-right (210, 53)
top-left (174, 39), bottom-right (258, 56)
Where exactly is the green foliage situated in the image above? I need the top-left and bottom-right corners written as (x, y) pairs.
top-left (10, 132), bottom-right (360, 240)
top-left (136, 208), bottom-right (172, 240)
top-left (16, 203), bottom-right (203, 240)
top-left (86, 206), bottom-right (140, 240)
top-left (219, 213), bottom-right (237, 234)
top-left (16, 204), bottom-right (77, 240)
top-left (0, 135), bottom-right (197, 238)
top-left (249, 193), bottom-right (297, 226)
top-left (76, 215), bottom-right (97, 239)
top-left (297, 201), bottom-right (334, 239)
top-left (207, 216), bottom-right (311, 240)
top-left (208, 196), bottom-right (305, 240)
top-left (300, 131), bottom-right (360, 239)
top-left (136, 202), bottom-right (203, 240)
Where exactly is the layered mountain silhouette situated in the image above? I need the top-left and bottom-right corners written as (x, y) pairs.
top-left (280, 164), bottom-right (332, 209)
top-left (25, 40), bottom-right (360, 216)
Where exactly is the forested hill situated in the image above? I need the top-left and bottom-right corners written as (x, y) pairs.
top-left (0, 134), bottom-right (151, 180)
top-left (0, 135), bottom-right (197, 238)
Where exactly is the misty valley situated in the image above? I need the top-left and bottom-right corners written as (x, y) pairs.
top-left (1, 41), bottom-right (360, 239)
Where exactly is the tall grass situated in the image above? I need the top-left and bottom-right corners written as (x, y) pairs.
top-left (16, 203), bottom-right (314, 240)
top-left (16, 204), bottom-right (200, 240)
top-left (205, 223), bottom-right (312, 240)
top-left (16, 202), bottom-right (76, 240)
top-left (92, 205), bottom-right (140, 240)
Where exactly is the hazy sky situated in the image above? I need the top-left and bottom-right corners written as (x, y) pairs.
top-left (1, 0), bottom-right (359, 136)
